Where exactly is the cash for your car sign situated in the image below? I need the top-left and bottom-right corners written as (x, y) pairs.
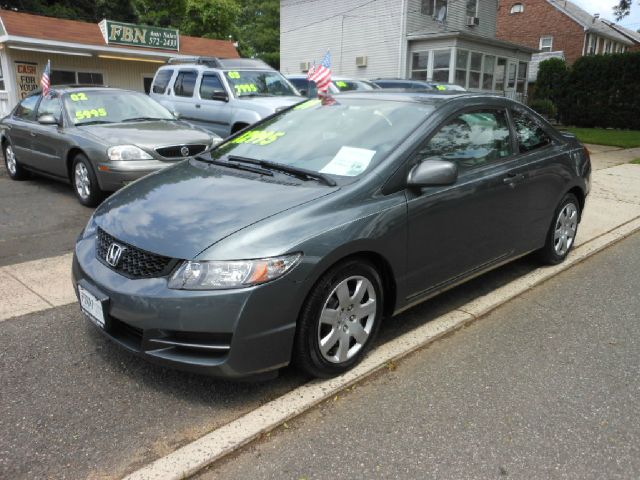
top-left (99, 20), bottom-right (179, 50)
top-left (14, 61), bottom-right (38, 99)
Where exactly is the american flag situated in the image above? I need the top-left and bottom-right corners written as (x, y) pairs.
top-left (40, 60), bottom-right (51, 96)
top-left (307, 51), bottom-right (332, 94)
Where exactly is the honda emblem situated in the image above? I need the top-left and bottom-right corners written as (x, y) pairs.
top-left (106, 243), bottom-right (125, 267)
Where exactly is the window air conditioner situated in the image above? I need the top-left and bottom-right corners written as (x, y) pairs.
top-left (466, 16), bottom-right (480, 26)
top-left (355, 56), bottom-right (368, 67)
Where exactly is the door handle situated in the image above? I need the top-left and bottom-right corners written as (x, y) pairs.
top-left (503, 173), bottom-right (525, 185)
top-left (195, 104), bottom-right (201, 108)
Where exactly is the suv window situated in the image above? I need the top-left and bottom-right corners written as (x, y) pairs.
top-left (421, 109), bottom-right (512, 170)
top-left (152, 69), bottom-right (174, 94)
top-left (174, 70), bottom-right (197, 97)
top-left (513, 109), bottom-right (552, 153)
top-left (14, 95), bottom-right (40, 121)
top-left (199, 74), bottom-right (226, 100)
top-left (37, 95), bottom-right (62, 121)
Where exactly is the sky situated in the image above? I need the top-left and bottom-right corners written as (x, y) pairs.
top-left (572, 0), bottom-right (640, 30)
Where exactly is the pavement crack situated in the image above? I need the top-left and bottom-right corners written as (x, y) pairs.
top-left (3, 270), bottom-right (55, 307)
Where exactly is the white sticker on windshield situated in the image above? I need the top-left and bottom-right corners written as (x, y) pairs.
top-left (320, 146), bottom-right (376, 177)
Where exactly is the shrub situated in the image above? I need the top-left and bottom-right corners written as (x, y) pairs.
top-left (529, 98), bottom-right (557, 119)
top-left (535, 58), bottom-right (569, 105)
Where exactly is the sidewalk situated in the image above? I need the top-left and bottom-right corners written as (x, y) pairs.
top-left (202, 230), bottom-right (640, 480)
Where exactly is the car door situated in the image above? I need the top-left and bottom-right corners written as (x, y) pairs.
top-left (169, 69), bottom-right (199, 122)
top-left (28, 93), bottom-right (69, 177)
top-left (7, 95), bottom-right (41, 167)
top-left (405, 107), bottom-right (529, 299)
top-left (193, 72), bottom-right (233, 137)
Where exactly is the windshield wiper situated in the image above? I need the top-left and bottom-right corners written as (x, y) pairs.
top-left (227, 155), bottom-right (336, 186)
top-left (121, 117), bottom-right (172, 122)
top-left (76, 120), bottom-right (113, 126)
top-left (204, 158), bottom-right (274, 177)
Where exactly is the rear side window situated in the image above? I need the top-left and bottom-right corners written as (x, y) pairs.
top-left (173, 70), bottom-right (197, 97)
top-left (152, 69), bottom-right (174, 94)
top-left (199, 74), bottom-right (226, 100)
top-left (512, 110), bottom-right (552, 153)
top-left (421, 109), bottom-right (512, 170)
top-left (14, 95), bottom-right (40, 121)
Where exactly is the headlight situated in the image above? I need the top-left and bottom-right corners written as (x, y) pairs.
top-left (107, 145), bottom-right (153, 161)
top-left (168, 253), bottom-right (302, 290)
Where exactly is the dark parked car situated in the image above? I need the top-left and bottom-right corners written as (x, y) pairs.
top-left (73, 92), bottom-right (590, 379)
top-left (1, 86), bottom-right (219, 206)
top-left (371, 78), bottom-right (435, 90)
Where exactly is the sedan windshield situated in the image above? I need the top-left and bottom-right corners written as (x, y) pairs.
top-left (212, 97), bottom-right (434, 178)
top-left (333, 79), bottom-right (380, 92)
top-left (63, 90), bottom-right (174, 125)
top-left (224, 70), bottom-right (297, 97)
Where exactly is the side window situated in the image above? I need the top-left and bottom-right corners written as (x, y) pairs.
top-left (421, 109), bottom-right (512, 170)
top-left (152, 69), bottom-right (174, 94)
top-left (512, 110), bottom-right (552, 153)
top-left (37, 95), bottom-right (62, 121)
top-left (199, 74), bottom-right (226, 100)
top-left (14, 95), bottom-right (40, 121)
top-left (173, 71), bottom-right (197, 97)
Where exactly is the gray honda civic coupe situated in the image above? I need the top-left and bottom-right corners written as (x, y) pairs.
top-left (1, 86), bottom-right (219, 206)
top-left (72, 92), bottom-right (591, 379)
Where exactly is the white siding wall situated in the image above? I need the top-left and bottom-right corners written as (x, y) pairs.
top-left (404, 0), bottom-right (498, 38)
top-left (280, 0), bottom-right (404, 78)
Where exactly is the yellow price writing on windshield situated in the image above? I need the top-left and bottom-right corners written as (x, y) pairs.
top-left (234, 83), bottom-right (258, 94)
top-left (336, 81), bottom-right (348, 88)
top-left (227, 71), bottom-right (241, 79)
top-left (75, 108), bottom-right (107, 120)
top-left (436, 85), bottom-right (447, 91)
top-left (231, 130), bottom-right (285, 146)
top-left (70, 92), bottom-right (89, 101)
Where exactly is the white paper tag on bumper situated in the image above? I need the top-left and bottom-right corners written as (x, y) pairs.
top-left (320, 146), bottom-right (376, 177)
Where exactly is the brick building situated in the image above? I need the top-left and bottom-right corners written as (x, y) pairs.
top-left (496, 0), bottom-right (639, 65)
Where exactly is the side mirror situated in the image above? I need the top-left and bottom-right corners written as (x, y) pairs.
top-left (171, 110), bottom-right (182, 120)
top-left (38, 114), bottom-right (59, 126)
top-left (210, 91), bottom-right (229, 102)
top-left (407, 160), bottom-right (458, 188)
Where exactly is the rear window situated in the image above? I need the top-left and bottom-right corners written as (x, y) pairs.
top-left (152, 69), bottom-right (174, 94)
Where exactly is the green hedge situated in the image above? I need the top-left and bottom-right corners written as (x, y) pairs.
top-left (557, 52), bottom-right (640, 129)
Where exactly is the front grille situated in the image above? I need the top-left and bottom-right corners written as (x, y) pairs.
top-left (155, 144), bottom-right (207, 159)
top-left (96, 227), bottom-right (174, 279)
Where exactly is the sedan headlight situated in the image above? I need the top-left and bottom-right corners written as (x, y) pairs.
top-left (168, 253), bottom-right (302, 290)
top-left (107, 145), bottom-right (153, 161)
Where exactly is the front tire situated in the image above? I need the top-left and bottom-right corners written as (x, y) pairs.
top-left (538, 193), bottom-right (580, 265)
top-left (72, 154), bottom-right (103, 207)
top-left (294, 260), bottom-right (384, 378)
top-left (3, 141), bottom-right (29, 180)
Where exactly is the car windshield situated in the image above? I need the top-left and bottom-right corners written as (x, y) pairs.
top-left (211, 97), bottom-right (434, 178)
top-left (63, 90), bottom-right (174, 125)
top-left (333, 79), bottom-right (380, 92)
top-left (224, 70), bottom-right (297, 97)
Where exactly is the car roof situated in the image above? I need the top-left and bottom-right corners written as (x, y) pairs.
top-left (333, 89), bottom-right (511, 106)
top-left (164, 57), bottom-right (274, 71)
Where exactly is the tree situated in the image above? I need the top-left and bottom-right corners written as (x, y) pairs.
top-left (131, 0), bottom-right (186, 28)
top-left (535, 58), bottom-right (569, 105)
top-left (234, 0), bottom-right (280, 68)
top-left (180, 0), bottom-right (239, 39)
top-left (613, 0), bottom-right (636, 20)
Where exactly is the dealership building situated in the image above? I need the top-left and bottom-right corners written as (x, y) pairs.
top-left (0, 9), bottom-right (238, 115)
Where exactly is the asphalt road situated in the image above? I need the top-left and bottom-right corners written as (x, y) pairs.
top-left (201, 232), bottom-right (640, 480)
top-left (0, 167), bottom-right (94, 266)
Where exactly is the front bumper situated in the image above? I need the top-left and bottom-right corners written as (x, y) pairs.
top-left (96, 160), bottom-right (175, 192)
top-left (72, 234), bottom-right (305, 378)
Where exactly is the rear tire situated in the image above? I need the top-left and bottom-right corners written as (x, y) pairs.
top-left (294, 259), bottom-right (384, 378)
top-left (72, 154), bottom-right (103, 207)
top-left (3, 141), bottom-right (29, 180)
top-left (231, 123), bottom-right (249, 134)
top-left (538, 193), bottom-right (580, 265)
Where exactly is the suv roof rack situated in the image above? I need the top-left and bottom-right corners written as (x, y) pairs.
top-left (167, 56), bottom-right (273, 70)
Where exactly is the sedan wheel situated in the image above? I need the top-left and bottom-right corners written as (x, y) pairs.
top-left (295, 260), bottom-right (383, 378)
top-left (539, 193), bottom-right (580, 265)
top-left (72, 155), bottom-right (103, 207)
top-left (3, 143), bottom-right (28, 180)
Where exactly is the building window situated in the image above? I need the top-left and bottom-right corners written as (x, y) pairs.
top-left (468, 52), bottom-right (482, 88)
top-left (482, 55), bottom-right (495, 90)
top-left (455, 49), bottom-right (469, 87)
top-left (411, 51), bottom-right (429, 80)
top-left (587, 35), bottom-right (597, 54)
top-left (0, 61), bottom-right (4, 90)
top-left (422, 0), bottom-right (447, 18)
top-left (432, 49), bottom-right (451, 82)
top-left (539, 36), bottom-right (553, 52)
top-left (51, 70), bottom-right (103, 86)
top-left (507, 62), bottom-right (517, 89)
top-left (510, 3), bottom-right (524, 13)
top-left (516, 62), bottom-right (527, 93)
top-left (604, 40), bottom-right (613, 54)
top-left (466, 0), bottom-right (478, 17)
top-left (495, 58), bottom-right (507, 91)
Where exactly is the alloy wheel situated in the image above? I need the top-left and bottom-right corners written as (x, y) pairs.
top-left (317, 275), bottom-right (377, 364)
top-left (553, 202), bottom-right (578, 256)
top-left (5, 145), bottom-right (17, 176)
top-left (74, 162), bottom-right (91, 200)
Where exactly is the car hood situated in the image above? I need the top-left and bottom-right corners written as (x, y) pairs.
top-left (233, 96), bottom-right (303, 115)
top-left (93, 159), bottom-right (338, 260)
top-left (80, 120), bottom-right (214, 150)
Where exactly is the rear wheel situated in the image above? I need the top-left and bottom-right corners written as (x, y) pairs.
top-left (538, 193), bottom-right (580, 265)
top-left (72, 154), bottom-right (103, 207)
top-left (294, 260), bottom-right (383, 378)
top-left (231, 123), bottom-right (249, 134)
top-left (3, 141), bottom-right (29, 180)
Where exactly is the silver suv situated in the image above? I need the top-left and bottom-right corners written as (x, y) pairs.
top-left (150, 57), bottom-right (303, 138)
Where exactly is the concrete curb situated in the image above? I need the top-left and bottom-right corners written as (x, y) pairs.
top-left (122, 216), bottom-right (640, 480)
